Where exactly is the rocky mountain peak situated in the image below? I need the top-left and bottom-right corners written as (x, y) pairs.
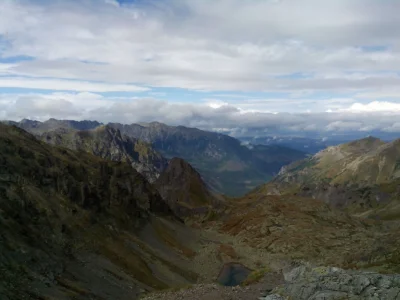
top-left (155, 157), bottom-right (223, 217)
top-left (162, 157), bottom-right (200, 180)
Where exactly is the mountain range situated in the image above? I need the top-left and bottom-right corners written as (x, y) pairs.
top-left (1, 120), bottom-right (400, 299)
top-left (5, 118), bottom-right (307, 196)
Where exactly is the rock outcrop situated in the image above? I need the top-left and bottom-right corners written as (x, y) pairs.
top-left (263, 265), bottom-right (400, 300)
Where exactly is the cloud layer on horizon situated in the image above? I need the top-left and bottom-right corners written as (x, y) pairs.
top-left (2, 92), bottom-right (400, 138)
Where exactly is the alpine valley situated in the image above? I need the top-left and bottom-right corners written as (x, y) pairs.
top-left (1, 119), bottom-right (400, 300)
top-left (7, 118), bottom-right (307, 196)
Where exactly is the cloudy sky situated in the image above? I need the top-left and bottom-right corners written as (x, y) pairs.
top-left (1, 0), bottom-right (400, 138)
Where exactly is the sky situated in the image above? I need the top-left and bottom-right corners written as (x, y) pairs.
top-left (1, 0), bottom-right (400, 139)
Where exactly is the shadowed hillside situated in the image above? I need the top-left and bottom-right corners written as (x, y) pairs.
top-left (0, 124), bottom-right (201, 299)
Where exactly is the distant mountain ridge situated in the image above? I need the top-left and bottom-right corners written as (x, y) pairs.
top-left (5, 118), bottom-right (307, 196)
top-left (4, 118), bottom-right (103, 134)
top-left (108, 121), bottom-right (307, 196)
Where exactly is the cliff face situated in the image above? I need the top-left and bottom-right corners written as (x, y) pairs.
top-left (39, 125), bottom-right (168, 183)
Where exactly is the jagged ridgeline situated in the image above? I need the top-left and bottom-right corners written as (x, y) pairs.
top-left (38, 125), bottom-right (168, 183)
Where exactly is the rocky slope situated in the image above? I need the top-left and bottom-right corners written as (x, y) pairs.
top-left (216, 192), bottom-right (400, 272)
top-left (0, 124), bottom-right (202, 299)
top-left (155, 157), bottom-right (225, 218)
top-left (263, 137), bottom-right (400, 217)
top-left (263, 265), bottom-right (400, 300)
top-left (39, 125), bottom-right (168, 183)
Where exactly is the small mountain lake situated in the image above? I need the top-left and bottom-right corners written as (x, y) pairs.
top-left (217, 263), bottom-right (252, 286)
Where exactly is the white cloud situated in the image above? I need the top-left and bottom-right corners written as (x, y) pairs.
top-left (0, 0), bottom-right (400, 93)
top-left (204, 99), bottom-right (230, 109)
top-left (341, 101), bottom-right (400, 113)
top-left (2, 92), bottom-right (400, 137)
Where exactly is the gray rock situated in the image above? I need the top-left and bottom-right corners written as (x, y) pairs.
top-left (264, 265), bottom-right (400, 300)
